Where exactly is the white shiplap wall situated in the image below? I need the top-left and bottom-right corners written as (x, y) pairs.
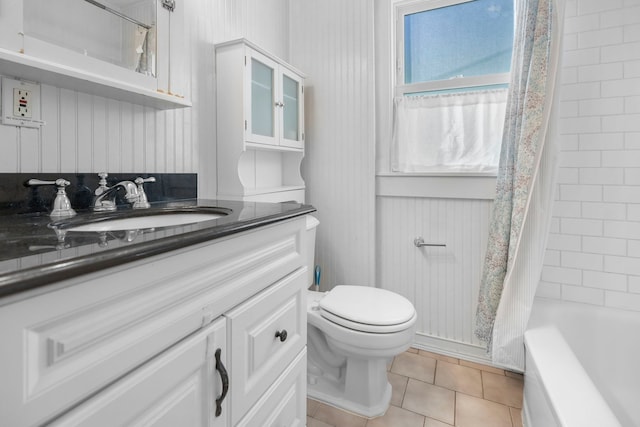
top-left (377, 197), bottom-right (493, 357)
top-left (0, 0), bottom-right (291, 201)
top-left (289, 0), bottom-right (492, 359)
top-left (0, 88), bottom-right (193, 174)
top-left (539, 0), bottom-right (640, 311)
top-left (289, 0), bottom-right (377, 289)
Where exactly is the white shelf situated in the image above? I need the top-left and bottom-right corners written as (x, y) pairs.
top-left (0, 48), bottom-right (191, 110)
top-left (245, 141), bottom-right (303, 153)
top-left (244, 185), bottom-right (305, 196)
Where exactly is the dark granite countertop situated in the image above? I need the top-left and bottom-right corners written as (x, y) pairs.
top-left (0, 199), bottom-right (315, 299)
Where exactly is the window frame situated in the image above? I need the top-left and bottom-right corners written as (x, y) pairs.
top-left (395, 0), bottom-right (512, 97)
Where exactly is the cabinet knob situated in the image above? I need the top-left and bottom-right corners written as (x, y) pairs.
top-left (275, 329), bottom-right (288, 342)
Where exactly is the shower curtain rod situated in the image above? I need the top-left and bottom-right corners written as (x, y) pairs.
top-left (83, 0), bottom-right (152, 29)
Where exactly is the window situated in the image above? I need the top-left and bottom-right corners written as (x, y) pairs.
top-left (393, 0), bottom-right (514, 174)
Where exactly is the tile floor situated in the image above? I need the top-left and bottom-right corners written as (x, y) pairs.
top-left (306, 348), bottom-right (524, 427)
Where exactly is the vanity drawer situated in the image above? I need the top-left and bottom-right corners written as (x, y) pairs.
top-left (226, 267), bottom-right (307, 425)
top-left (236, 348), bottom-right (307, 427)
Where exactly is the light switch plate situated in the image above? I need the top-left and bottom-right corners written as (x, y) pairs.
top-left (1, 77), bottom-right (44, 128)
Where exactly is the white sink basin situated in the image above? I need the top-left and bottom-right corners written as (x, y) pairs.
top-left (66, 212), bottom-right (225, 232)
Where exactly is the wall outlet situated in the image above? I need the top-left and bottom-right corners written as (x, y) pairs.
top-left (1, 77), bottom-right (44, 128)
top-left (13, 88), bottom-right (32, 118)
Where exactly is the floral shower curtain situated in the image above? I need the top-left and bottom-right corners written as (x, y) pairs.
top-left (475, 0), bottom-right (564, 370)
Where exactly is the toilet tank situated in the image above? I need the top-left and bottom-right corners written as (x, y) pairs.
top-left (305, 215), bottom-right (320, 287)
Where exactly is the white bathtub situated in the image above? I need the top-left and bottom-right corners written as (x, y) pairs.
top-left (523, 298), bottom-right (640, 427)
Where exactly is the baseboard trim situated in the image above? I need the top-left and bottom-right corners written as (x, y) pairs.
top-left (411, 332), bottom-right (493, 366)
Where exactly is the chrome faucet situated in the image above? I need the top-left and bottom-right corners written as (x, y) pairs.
top-left (93, 173), bottom-right (156, 211)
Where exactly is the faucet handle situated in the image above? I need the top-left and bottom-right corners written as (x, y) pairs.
top-left (27, 178), bottom-right (68, 187)
top-left (134, 176), bottom-right (156, 185)
top-left (26, 178), bottom-right (77, 218)
top-left (133, 176), bottom-right (155, 209)
top-left (95, 172), bottom-right (109, 195)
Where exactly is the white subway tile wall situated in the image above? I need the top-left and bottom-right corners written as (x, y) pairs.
top-left (540, 0), bottom-right (640, 311)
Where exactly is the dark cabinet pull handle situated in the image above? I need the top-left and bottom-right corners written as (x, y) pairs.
top-left (275, 329), bottom-right (288, 342)
top-left (214, 348), bottom-right (229, 417)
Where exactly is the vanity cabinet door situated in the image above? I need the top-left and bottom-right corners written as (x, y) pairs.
top-left (225, 267), bottom-right (307, 425)
top-left (49, 317), bottom-right (229, 427)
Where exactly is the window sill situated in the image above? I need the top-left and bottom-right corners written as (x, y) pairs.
top-left (376, 173), bottom-right (497, 200)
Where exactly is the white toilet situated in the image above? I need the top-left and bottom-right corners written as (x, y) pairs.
top-left (304, 215), bottom-right (417, 417)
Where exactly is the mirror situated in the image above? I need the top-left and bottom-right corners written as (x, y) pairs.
top-left (23, 0), bottom-right (157, 77)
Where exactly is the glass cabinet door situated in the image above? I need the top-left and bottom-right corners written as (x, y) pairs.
top-left (248, 54), bottom-right (277, 145)
top-left (280, 69), bottom-right (304, 149)
top-left (282, 75), bottom-right (298, 140)
top-left (245, 47), bottom-right (304, 149)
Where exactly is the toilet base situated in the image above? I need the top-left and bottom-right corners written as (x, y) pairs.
top-left (307, 355), bottom-right (392, 418)
top-left (307, 375), bottom-right (392, 418)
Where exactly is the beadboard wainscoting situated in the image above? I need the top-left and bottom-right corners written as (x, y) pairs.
top-left (290, 0), bottom-right (377, 290)
top-left (0, 93), bottom-right (193, 175)
top-left (377, 196), bottom-right (494, 361)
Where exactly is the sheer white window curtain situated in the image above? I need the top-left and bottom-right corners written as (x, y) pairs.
top-left (392, 89), bottom-right (508, 174)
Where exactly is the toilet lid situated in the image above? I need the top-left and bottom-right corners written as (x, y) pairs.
top-left (319, 286), bottom-right (416, 333)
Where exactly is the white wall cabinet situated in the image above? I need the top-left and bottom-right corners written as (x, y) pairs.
top-left (0, 218), bottom-right (307, 426)
top-left (216, 39), bottom-right (306, 203)
top-left (244, 47), bottom-right (304, 150)
top-left (0, 0), bottom-right (189, 109)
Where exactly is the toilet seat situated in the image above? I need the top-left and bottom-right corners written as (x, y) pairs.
top-left (318, 286), bottom-right (416, 334)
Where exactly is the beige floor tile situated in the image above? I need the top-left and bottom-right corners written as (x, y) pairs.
top-left (434, 360), bottom-right (483, 398)
top-left (459, 359), bottom-right (505, 376)
top-left (407, 347), bottom-right (419, 354)
top-left (402, 379), bottom-right (455, 425)
top-left (388, 371), bottom-right (409, 407)
top-left (482, 371), bottom-right (524, 408)
top-left (391, 352), bottom-right (436, 384)
top-left (313, 402), bottom-right (368, 427)
top-left (455, 393), bottom-right (512, 427)
top-left (510, 407), bottom-right (524, 427)
top-left (418, 350), bottom-right (459, 365)
top-left (308, 398), bottom-right (321, 417)
top-left (424, 417), bottom-right (454, 427)
top-left (365, 405), bottom-right (425, 427)
top-left (308, 416), bottom-right (334, 427)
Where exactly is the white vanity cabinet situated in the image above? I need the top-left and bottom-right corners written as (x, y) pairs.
top-left (0, 0), bottom-right (189, 108)
top-left (0, 217), bottom-right (307, 426)
top-left (216, 39), bottom-right (306, 203)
